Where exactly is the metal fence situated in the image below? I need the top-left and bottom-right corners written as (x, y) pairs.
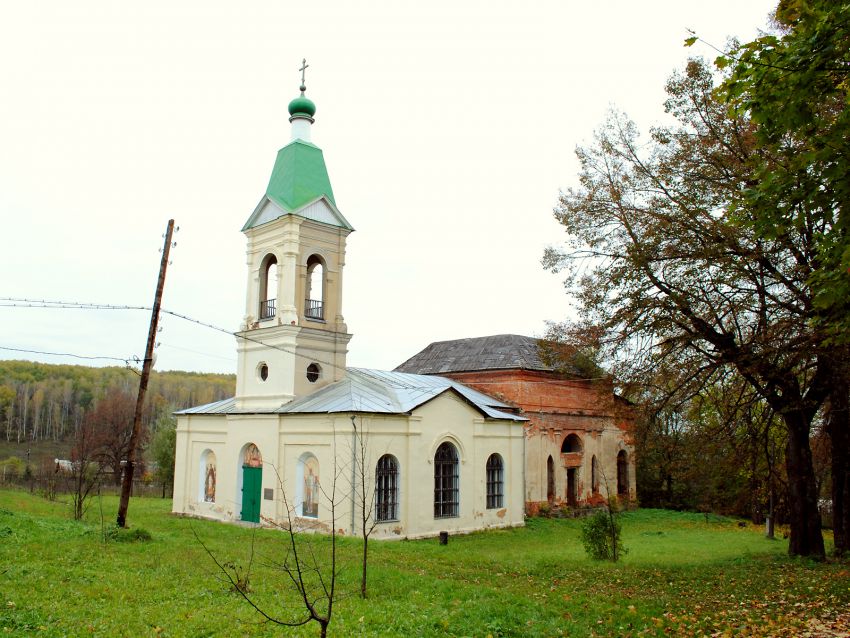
top-left (0, 473), bottom-right (171, 499)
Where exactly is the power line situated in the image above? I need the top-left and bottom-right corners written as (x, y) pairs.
top-left (0, 298), bottom-right (612, 381)
top-left (0, 300), bottom-right (611, 386)
top-left (0, 299), bottom-right (149, 311)
top-left (0, 345), bottom-right (130, 364)
top-left (0, 297), bottom-right (349, 375)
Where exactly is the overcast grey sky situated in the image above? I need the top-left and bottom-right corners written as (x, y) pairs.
top-left (0, 1), bottom-right (777, 374)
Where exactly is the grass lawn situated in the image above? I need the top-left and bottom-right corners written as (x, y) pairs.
top-left (1, 489), bottom-right (848, 637)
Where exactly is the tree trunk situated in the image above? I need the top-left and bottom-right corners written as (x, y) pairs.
top-left (361, 535), bottom-right (368, 599)
top-left (766, 484), bottom-right (775, 540)
top-left (783, 409), bottom-right (825, 558)
top-left (827, 375), bottom-right (849, 556)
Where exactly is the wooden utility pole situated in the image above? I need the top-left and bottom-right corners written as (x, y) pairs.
top-left (117, 219), bottom-right (175, 528)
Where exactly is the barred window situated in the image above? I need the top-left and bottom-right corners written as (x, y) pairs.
top-left (434, 442), bottom-right (459, 518)
top-left (486, 453), bottom-right (504, 509)
top-left (375, 455), bottom-right (399, 522)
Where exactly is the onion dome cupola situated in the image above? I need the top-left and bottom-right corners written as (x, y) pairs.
top-left (288, 94), bottom-right (316, 120)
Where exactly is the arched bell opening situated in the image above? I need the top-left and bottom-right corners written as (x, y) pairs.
top-left (259, 254), bottom-right (278, 320)
top-left (304, 254), bottom-right (326, 320)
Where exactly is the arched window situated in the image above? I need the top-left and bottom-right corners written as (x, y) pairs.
top-left (375, 455), bottom-right (399, 522)
top-left (561, 434), bottom-right (582, 454)
top-left (199, 450), bottom-right (217, 503)
top-left (434, 442), bottom-right (459, 518)
top-left (617, 450), bottom-right (629, 496)
top-left (546, 455), bottom-right (555, 503)
top-left (304, 254), bottom-right (325, 320)
top-left (259, 254), bottom-right (278, 320)
top-left (591, 455), bottom-right (599, 494)
top-left (486, 453), bottom-right (504, 509)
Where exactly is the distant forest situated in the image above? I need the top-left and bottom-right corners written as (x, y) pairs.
top-left (0, 360), bottom-right (234, 446)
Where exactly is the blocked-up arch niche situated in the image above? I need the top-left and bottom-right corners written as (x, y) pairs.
top-left (591, 455), bottom-right (600, 494)
top-left (199, 449), bottom-right (217, 503)
top-left (617, 450), bottom-right (629, 496)
top-left (259, 254), bottom-right (278, 320)
top-left (304, 254), bottom-right (325, 320)
top-left (296, 452), bottom-right (320, 518)
top-left (561, 433), bottom-right (582, 454)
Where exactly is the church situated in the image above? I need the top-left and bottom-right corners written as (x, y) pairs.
top-left (396, 334), bottom-right (636, 511)
top-left (171, 74), bottom-right (528, 539)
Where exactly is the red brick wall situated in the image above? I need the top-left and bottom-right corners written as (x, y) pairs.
top-left (443, 369), bottom-right (629, 422)
top-left (440, 368), bottom-right (635, 506)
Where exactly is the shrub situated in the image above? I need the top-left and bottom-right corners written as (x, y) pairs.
top-left (581, 510), bottom-right (627, 561)
top-left (108, 527), bottom-right (153, 543)
top-left (0, 456), bottom-right (25, 481)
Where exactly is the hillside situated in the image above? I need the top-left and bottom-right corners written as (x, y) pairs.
top-left (0, 360), bottom-right (234, 465)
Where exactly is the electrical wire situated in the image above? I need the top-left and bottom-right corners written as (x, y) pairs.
top-left (0, 297), bottom-right (348, 374)
top-left (0, 297), bottom-right (606, 382)
top-left (0, 345), bottom-right (130, 363)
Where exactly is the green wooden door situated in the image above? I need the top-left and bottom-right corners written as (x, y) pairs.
top-left (241, 465), bottom-right (262, 523)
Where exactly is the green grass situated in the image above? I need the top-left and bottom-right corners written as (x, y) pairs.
top-left (1, 490), bottom-right (848, 637)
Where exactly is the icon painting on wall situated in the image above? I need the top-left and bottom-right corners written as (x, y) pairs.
top-left (302, 455), bottom-right (319, 518)
top-left (244, 443), bottom-right (263, 468)
top-left (204, 452), bottom-right (217, 503)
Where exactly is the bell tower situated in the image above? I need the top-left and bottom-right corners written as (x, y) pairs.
top-left (234, 62), bottom-right (353, 410)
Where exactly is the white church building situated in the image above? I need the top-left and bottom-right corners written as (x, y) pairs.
top-left (171, 75), bottom-right (527, 539)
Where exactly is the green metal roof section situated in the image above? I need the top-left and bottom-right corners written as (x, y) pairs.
top-left (267, 140), bottom-right (336, 210)
top-left (242, 139), bottom-right (348, 231)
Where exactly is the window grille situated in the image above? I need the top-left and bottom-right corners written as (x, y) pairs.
top-left (434, 442), bottom-right (459, 518)
top-left (259, 298), bottom-right (276, 320)
top-left (304, 299), bottom-right (324, 320)
top-left (486, 454), bottom-right (504, 509)
top-left (375, 455), bottom-right (399, 522)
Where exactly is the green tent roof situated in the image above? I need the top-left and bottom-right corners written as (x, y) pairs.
top-left (243, 139), bottom-right (342, 231)
top-left (266, 139), bottom-right (336, 210)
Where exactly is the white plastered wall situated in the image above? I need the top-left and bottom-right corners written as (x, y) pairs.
top-left (173, 392), bottom-right (526, 539)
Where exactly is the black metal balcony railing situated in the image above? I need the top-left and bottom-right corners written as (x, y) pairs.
top-left (304, 299), bottom-right (324, 320)
top-left (259, 299), bottom-right (276, 320)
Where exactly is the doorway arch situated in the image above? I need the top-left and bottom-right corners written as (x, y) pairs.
top-left (238, 443), bottom-right (263, 523)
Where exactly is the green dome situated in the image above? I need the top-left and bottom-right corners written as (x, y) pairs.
top-left (288, 94), bottom-right (316, 118)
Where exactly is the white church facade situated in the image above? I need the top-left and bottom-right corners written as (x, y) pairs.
top-left (171, 75), bottom-right (527, 539)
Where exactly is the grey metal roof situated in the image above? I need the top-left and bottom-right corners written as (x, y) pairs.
top-left (394, 334), bottom-right (554, 375)
top-left (175, 368), bottom-right (526, 421)
top-left (177, 396), bottom-right (237, 415)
